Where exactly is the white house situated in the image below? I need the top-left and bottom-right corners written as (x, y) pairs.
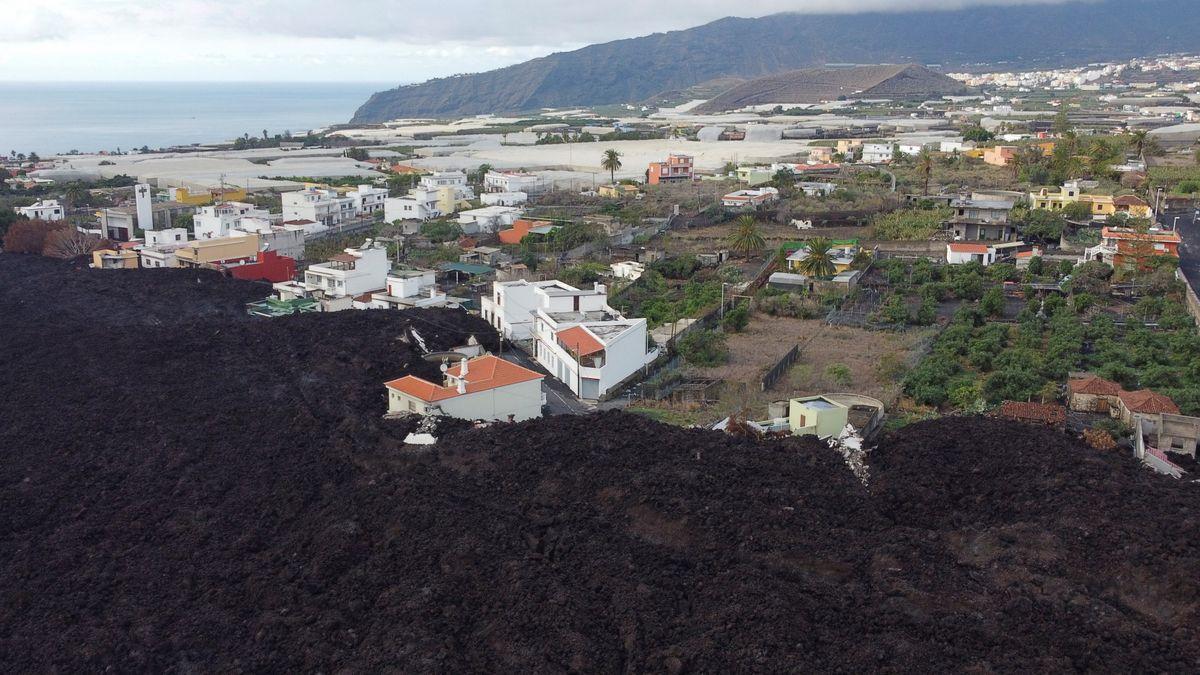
top-left (384, 186), bottom-right (444, 223)
top-left (481, 279), bottom-right (568, 341)
top-left (532, 297), bottom-right (657, 400)
top-left (481, 191), bottom-right (528, 206)
top-left (385, 354), bottom-right (544, 422)
top-left (721, 187), bottom-right (779, 209)
top-left (482, 279), bottom-right (658, 400)
top-left (940, 140), bottom-right (974, 153)
top-left (798, 181), bottom-right (838, 197)
top-left (610, 260), bottom-right (645, 280)
top-left (484, 170), bottom-right (544, 194)
top-left (457, 205), bottom-right (522, 235)
top-left (897, 143), bottom-right (925, 156)
top-left (233, 220), bottom-right (306, 260)
top-left (300, 239), bottom-right (391, 303)
top-left (139, 248), bottom-right (180, 269)
top-left (138, 227), bottom-right (191, 268)
top-left (370, 269), bottom-right (452, 309)
top-left (419, 171), bottom-right (474, 201)
top-left (347, 184), bottom-right (388, 216)
top-left (193, 202), bottom-right (272, 240)
top-left (17, 199), bottom-right (65, 221)
top-left (144, 227), bottom-right (189, 247)
top-left (861, 143), bottom-right (896, 163)
top-left (282, 187), bottom-right (358, 227)
top-left (946, 242), bottom-right (997, 266)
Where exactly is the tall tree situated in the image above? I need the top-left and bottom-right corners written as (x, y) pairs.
top-left (792, 237), bottom-right (837, 279)
top-left (601, 149), bottom-right (622, 185)
top-left (916, 149), bottom-right (935, 195)
top-left (726, 215), bottom-right (765, 260)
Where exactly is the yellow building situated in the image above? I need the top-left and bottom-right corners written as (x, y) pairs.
top-left (598, 184), bottom-right (640, 198)
top-left (170, 186), bottom-right (248, 206)
top-left (91, 248), bottom-right (140, 269)
top-left (785, 240), bottom-right (859, 274)
top-left (789, 396), bottom-right (850, 439)
top-left (1029, 182), bottom-right (1152, 220)
top-left (836, 139), bottom-right (863, 155)
top-left (175, 234), bottom-right (260, 267)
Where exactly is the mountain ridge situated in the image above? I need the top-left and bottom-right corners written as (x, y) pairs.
top-left (352, 0), bottom-right (1200, 122)
top-left (695, 64), bottom-right (974, 112)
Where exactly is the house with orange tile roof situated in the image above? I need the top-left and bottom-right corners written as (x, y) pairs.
top-left (1067, 375), bottom-right (1123, 414)
top-left (1117, 389), bottom-right (1180, 426)
top-left (385, 354), bottom-right (544, 422)
top-left (498, 219), bottom-right (558, 245)
top-left (1083, 226), bottom-right (1181, 270)
top-left (946, 242), bottom-right (997, 266)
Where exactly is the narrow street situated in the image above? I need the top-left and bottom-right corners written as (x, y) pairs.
top-left (498, 345), bottom-right (594, 416)
top-left (1162, 207), bottom-right (1200, 290)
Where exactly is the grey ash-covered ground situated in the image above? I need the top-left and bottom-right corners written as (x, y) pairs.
top-left (1, 254), bottom-right (1198, 672)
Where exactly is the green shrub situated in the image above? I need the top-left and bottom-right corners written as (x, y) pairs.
top-left (677, 329), bottom-right (729, 367)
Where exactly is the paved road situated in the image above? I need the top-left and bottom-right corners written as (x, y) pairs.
top-left (1162, 207), bottom-right (1200, 289)
top-left (498, 346), bottom-right (594, 416)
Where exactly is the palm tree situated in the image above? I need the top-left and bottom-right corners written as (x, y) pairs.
top-left (792, 237), bottom-right (837, 279)
top-left (726, 215), bottom-right (765, 260)
top-left (916, 149), bottom-right (934, 195)
top-left (601, 149), bottom-right (622, 185)
top-left (1128, 129), bottom-right (1151, 160)
top-left (1011, 146), bottom-right (1043, 180)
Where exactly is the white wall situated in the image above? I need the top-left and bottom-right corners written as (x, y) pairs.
top-left (436, 379), bottom-right (543, 422)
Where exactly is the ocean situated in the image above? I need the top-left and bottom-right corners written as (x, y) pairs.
top-left (0, 82), bottom-right (392, 156)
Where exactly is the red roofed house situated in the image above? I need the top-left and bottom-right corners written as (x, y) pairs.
top-left (498, 219), bottom-right (554, 245)
top-left (222, 250), bottom-right (297, 283)
top-left (1084, 226), bottom-right (1181, 270)
top-left (946, 242), bottom-right (997, 266)
top-left (385, 354), bottom-right (544, 422)
top-left (1117, 389), bottom-right (1180, 426)
top-left (1067, 375), bottom-right (1123, 414)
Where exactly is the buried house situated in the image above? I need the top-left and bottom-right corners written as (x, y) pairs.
top-left (385, 354), bottom-right (544, 422)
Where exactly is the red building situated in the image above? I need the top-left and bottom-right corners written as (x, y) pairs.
top-left (647, 154), bottom-right (694, 185)
top-left (222, 250), bottom-right (296, 283)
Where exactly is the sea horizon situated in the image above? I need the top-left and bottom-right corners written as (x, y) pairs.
top-left (0, 81), bottom-right (395, 157)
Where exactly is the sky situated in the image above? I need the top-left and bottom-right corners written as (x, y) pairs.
top-left (2, 0), bottom-right (1082, 83)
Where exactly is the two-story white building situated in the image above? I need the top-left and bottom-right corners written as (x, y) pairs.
top-left (420, 171), bottom-right (474, 198)
top-left (282, 187), bottom-right (358, 227)
top-left (294, 239), bottom-right (390, 304)
top-left (385, 186), bottom-right (444, 223)
top-left (193, 202), bottom-right (272, 240)
top-left (347, 184), bottom-right (388, 216)
top-left (861, 143), bottom-right (896, 164)
top-left (17, 199), bottom-right (65, 221)
top-left (482, 279), bottom-right (658, 400)
top-left (482, 279), bottom-right (567, 340)
top-left (484, 170), bottom-right (544, 194)
top-left (233, 219), bottom-right (307, 260)
top-left (137, 227), bottom-right (191, 268)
